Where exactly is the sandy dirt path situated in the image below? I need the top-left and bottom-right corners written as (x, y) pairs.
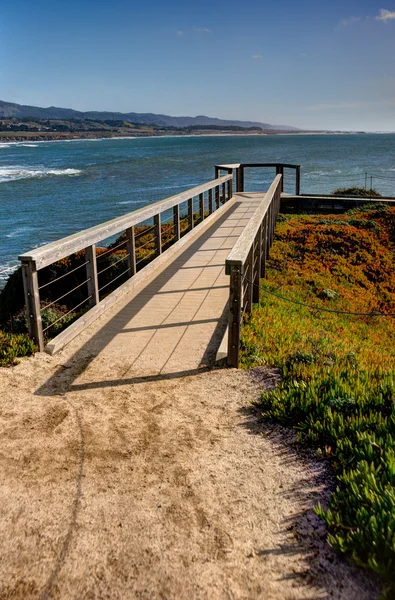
top-left (0, 351), bottom-right (378, 600)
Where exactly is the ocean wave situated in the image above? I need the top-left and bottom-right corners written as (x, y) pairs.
top-left (0, 264), bottom-right (18, 279)
top-left (0, 166), bottom-right (82, 183)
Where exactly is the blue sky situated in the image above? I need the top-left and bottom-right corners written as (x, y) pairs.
top-left (1, 0), bottom-right (395, 131)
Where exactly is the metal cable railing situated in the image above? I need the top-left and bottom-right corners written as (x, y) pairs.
top-left (18, 173), bottom-right (233, 352)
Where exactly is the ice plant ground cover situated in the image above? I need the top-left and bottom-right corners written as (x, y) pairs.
top-left (241, 204), bottom-right (395, 597)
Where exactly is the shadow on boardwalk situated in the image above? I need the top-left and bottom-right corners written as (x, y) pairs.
top-left (35, 201), bottom-right (250, 397)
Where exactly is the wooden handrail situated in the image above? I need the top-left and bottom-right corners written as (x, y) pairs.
top-left (19, 173), bottom-right (233, 353)
top-left (225, 175), bottom-right (282, 271)
top-left (225, 174), bottom-right (282, 367)
top-left (19, 174), bottom-right (232, 270)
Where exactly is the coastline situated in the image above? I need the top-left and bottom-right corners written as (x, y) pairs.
top-left (0, 130), bottom-right (381, 145)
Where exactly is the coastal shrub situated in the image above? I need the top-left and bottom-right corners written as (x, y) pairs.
top-left (241, 206), bottom-right (395, 596)
top-left (0, 330), bottom-right (37, 367)
top-left (332, 186), bottom-right (382, 198)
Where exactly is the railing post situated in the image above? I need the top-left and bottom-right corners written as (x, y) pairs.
top-left (221, 182), bottom-right (226, 204)
top-left (236, 167), bottom-right (241, 192)
top-left (154, 214), bottom-right (162, 256)
top-left (85, 244), bottom-right (99, 306)
top-left (261, 214), bottom-right (268, 277)
top-left (199, 193), bottom-right (204, 221)
top-left (238, 167), bottom-right (244, 192)
top-left (21, 260), bottom-right (44, 351)
top-left (227, 263), bottom-right (242, 368)
top-left (245, 248), bottom-right (254, 314)
top-left (227, 178), bottom-right (232, 200)
top-left (188, 198), bottom-right (194, 229)
top-left (208, 189), bottom-right (213, 214)
top-left (253, 229), bottom-right (261, 304)
top-left (296, 166), bottom-right (301, 195)
top-left (173, 205), bottom-right (180, 240)
top-left (125, 227), bottom-right (136, 276)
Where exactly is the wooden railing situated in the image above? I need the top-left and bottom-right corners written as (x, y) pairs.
top-left (19, 174), bottom-right (233, 353)
top-left (225, 174), bottom-right (282, 367)
top-left (215, 163), bottom-right (300, 195)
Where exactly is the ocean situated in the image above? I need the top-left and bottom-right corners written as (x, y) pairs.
top-left (1, 133), bottom-right (395, 286)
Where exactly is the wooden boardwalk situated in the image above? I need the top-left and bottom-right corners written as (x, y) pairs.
top-left (62, 192), bottom-right (266, 388)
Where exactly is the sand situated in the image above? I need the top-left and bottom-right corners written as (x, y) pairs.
top-left (0, 351), bottom-right (379, 599)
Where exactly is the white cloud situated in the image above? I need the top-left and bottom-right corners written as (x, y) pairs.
top-left (340, 16), bottom-right (361, 26)
top-left (176, 30), bottom-right (184, 36)
top-left (375, 8), bottom-right (395, 21)
top-left (193, 26), bottom-right (212, 33)
top-left (252, 54), bottom-right (264, 60)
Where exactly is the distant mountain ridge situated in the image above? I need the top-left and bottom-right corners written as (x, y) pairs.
top-left (0, 100), bottom-right (298, 131)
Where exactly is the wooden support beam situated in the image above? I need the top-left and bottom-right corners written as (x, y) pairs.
top-left (208, 189), bottom-right (213, 214)
top-left (21, 260), bottom-right (44, 351)
top-left (85, 244), bottom-right (99, 306)
top-left (215, 186), bottom-right (220, 209)
top-left (173, 205), bottom-right (180, 240)
top-left (199, 193), bottom-right (204, 221)
top-left (253, 229), bottom-right (261, 304)
top-left (125, 226), bottom-right (136, 276)
top-left (227, 265), bottom-right (242, 368)
top-left (245, 248), bottom-right (254, 314)
top-left (261, 214), bottom-right (268, 277)
top-left (296, 166), bottom-right (301, 195)
top-left (188, 198), bottom-right (194, 229)
top-left (227, 178), bottom-right (232, 200)
top-left (154, 214), bottom-right (162, 256)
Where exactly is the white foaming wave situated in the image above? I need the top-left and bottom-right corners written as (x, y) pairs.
top-left (0, 264), bottom-right (18, 282)
top-left (19, 143), bottom-right (39, 148)
top-left (118, 200), bottom-right (144, 205)
top-left (0, 166), bottom-right (82, 183)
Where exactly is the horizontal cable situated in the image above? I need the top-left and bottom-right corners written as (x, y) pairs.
top-left (136, 248), bottom-right (156, 267)
top-left (245, 277), bottom-right (395, 317)
top-left (160, 214), bottom-right (175, 225)
top-left (97, 238), bottom-right (127, 257)
top-left (135, 224), bottom-right (155, 239)
top-left (369, 173), bottom-right (395, 180)
top-left (97, 253), bottom-right (130, 276)
top-left (42, 278), bottom-right (91, 310)
top-left (98, 267), bottom-right (130, 293)
top-left (43, 296), bottom-right (92, 333)
top-left (136, 236), bottom-right (157, 250)
top-left (39, 261), bottom-right (90, 290)
top-left (161, 223), bottom-right (175, 236)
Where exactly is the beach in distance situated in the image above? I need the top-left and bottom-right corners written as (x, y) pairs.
top-left (1, 132), bottom-right (395, 283)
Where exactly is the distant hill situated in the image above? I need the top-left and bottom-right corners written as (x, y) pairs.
top-left (0, 100), bottom-right (298, 131)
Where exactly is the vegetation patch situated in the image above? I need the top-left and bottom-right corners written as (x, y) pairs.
top-left (0, 331), bottom-right (37, 367)
top-left (333, 186), bottom-right (382, 198)
top-left (241, 204), bottom-right (395, 596)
